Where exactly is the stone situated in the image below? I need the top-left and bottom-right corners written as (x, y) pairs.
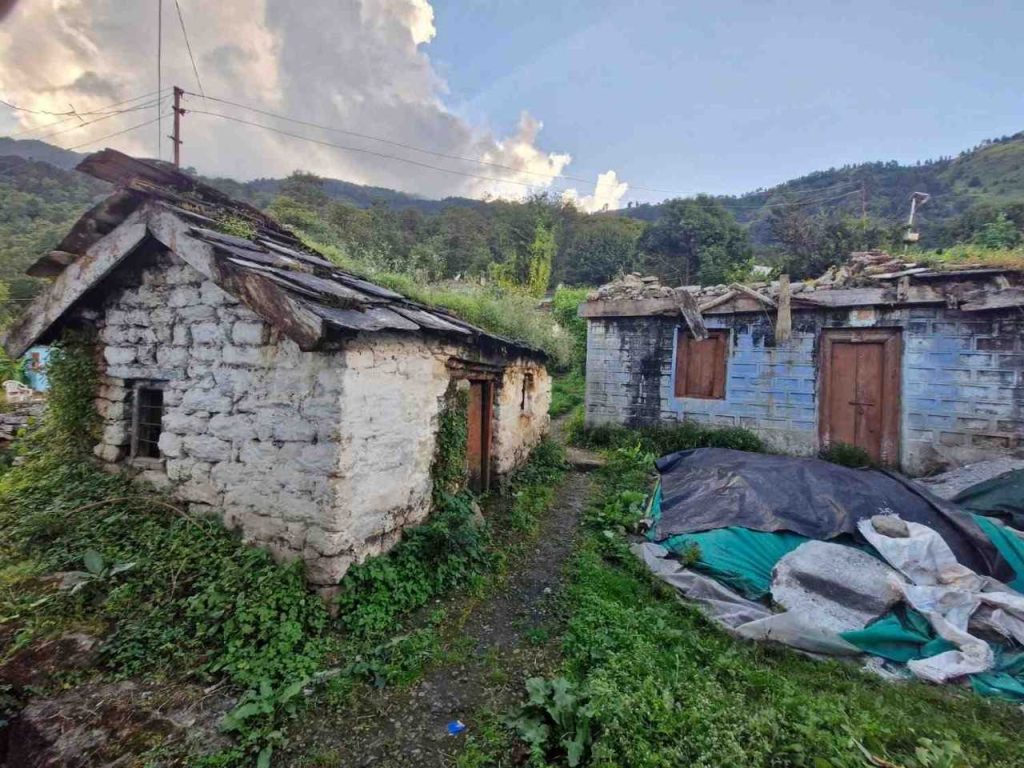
top-left (183, 434), bottom-right (232, 463)
top-left (208, 413), bottom-right (256, 441)
top-left (222, 344), bottom-right (264, 366)
top-left (104, 346), bottom-right (137, 366)
top-left (871, 514), bottom-right (910, 538)
top-left (191, 322), bottom-right (227, 345)
top-left (157, 432), bottom-right (184, 458)
top-left (232, 321), bottom-right (265, 346)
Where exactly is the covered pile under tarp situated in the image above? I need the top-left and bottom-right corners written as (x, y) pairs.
top-left (637, 448), bottom-right (1024, 700)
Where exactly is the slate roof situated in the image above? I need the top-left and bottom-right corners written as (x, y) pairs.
top-left (8, 149), bottom-right (545, 361)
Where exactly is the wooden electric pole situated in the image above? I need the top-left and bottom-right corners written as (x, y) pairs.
top-left (171, 86), bottom-right (184, 168)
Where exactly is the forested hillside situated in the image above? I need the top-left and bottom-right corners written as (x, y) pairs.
top-left (0, 131), bottom-right (1022, 322)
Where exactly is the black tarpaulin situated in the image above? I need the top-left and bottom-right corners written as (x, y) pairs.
top-left (653, 448), bottom-right (1014, 581)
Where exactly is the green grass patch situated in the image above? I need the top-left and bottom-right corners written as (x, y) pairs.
top-left (550, 370), bottom-right (585, 419)
top-left (526, 442), bottom-right (1024, 768)
top-left (914, 243), bottom-right (1024, 271)
top-left (572, 420), bottom-right (764, 456)
top-left (306, 239), bottom-right (576, 369)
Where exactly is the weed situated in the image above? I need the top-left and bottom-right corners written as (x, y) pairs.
top-left (533, 431), bottom-right (1024, 768)
top-left (819, 442), bottom-right (876, 469)
top-left (508, 677), bottom-right (594, 767)
top-left (572, 420), bottom-right (764, 456)
top-left (550, 370), bottom-right (585, 419)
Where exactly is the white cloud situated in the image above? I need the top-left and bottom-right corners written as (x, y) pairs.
top-left (0, 0), bottom-right (627, 208)
top-left (562, 170), bottom-right (629, 213)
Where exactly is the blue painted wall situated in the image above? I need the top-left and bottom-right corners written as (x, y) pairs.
top-left (584, 306), bottom-right (1024, 474)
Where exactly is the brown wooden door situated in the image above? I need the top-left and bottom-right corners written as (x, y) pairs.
top-left (819, 329), bottom-right (901, 465)
top-left (466, 380), bottom-right (493, 493)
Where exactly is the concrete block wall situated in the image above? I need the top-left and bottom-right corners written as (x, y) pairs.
top-left (585, 315), bottom-right (819, 454)
top-left (585, 306), bottom-right (1024, 473)
top-left (900, 307), bottom-right (1024, 474)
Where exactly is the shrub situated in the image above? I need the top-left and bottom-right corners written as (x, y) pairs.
top-left (819, 442), bottom-right (875, 469)
top-left (573, 421), bottom-right (764, 457)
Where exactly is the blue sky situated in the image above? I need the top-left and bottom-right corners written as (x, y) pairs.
top-left (429, 0), bottom-right (1024, 202)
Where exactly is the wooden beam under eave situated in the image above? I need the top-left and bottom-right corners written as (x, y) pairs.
top-left (147, 207), bottom-right (325, 350)
top-left (2, 208), bottom-right (150, 359)
top-left (677, 290), bottom-right (707, 340)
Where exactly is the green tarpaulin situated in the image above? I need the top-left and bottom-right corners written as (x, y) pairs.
top-left (841, 608), bottom-right (955, 663)
top-left (972, 513), bottom-right (1024, 592)
top-left (659, 527), bottom-right (809, 600)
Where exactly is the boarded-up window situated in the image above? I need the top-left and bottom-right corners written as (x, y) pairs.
top-left (674, 329), bottom-right (728, 399)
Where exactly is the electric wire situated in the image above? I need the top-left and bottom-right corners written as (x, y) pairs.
top-left (29, 98), bottom-right (164, 143)
top-left (62, 112), bottom-right (170, 151)
top-left (2, 88), bottom-right (170, 137)
top-left (174, 0), bottom-right (205, 97)
top-left (183, 90), bottom-right (676, 195)
top-left (190, 108), bottom-right (575, 193)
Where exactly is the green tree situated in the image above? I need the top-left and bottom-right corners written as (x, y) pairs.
top-left (526, 223), bottom-right (555, 297)
top-left (562, 216), bottom-right (644, 286)
top-left (973, 211), bottom-right (1021, 249)
top-left (638, 196), bottom-right (752, 285)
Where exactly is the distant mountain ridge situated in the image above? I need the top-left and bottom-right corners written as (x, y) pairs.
top-left (2, 132), bottom-right (1022, 240)
top-left (620, 131), bottom-right (1024, 247)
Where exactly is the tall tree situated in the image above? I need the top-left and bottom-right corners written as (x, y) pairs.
top-left (562, 215), bottom-right (644, 286)
top-left (638, 196), bottom-right (751, 285)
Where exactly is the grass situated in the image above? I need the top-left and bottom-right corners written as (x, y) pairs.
top-left (533, 443), bottom-right (1024, 768)
top-left (550, 369), bottom-right (585, 419)
top-left (571, 419), bottom-right (764, 456)
top-left (307, 239), bottom-right (576, 369)
top-left (0, 420), bottom-right (569, 765)
top-left (914, 243), bottom-right (1024, 271)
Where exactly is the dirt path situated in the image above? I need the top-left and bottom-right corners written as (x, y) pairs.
top-left (285, 450), bottom-right (596, 767)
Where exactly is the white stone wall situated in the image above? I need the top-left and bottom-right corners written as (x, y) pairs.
top-left (86, 250), bottom-right (551, 591)
top-left (492, 360), bottom-right (552, 475)
top-left (91, 251), bottom-right (349, 585)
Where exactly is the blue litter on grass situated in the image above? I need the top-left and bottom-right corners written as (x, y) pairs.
top-left (447, 720), bottom-right (467, 735)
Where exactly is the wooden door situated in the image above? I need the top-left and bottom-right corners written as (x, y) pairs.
top-left (819, 329), bottom-right (901, 465)
top-left (466, 380), bottom-right (493, 493)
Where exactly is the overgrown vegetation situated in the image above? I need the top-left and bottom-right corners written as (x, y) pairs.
top-left (0, 334), bottom-right (570, 765)
top-left (572, 419), bottom-right (764, 456)
top-left (504, 442), bottom-right (1024, 767)
top-left (819, 442), bottom-right (876, 469)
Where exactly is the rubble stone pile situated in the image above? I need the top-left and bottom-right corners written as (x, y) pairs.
top-left (587, 251), bottom-right (926, 305)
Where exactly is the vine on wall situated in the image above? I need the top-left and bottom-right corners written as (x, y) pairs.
top-left (431, 383), bottom-right (469, 505)
top-left (38, 331), bottom-right (100, 456)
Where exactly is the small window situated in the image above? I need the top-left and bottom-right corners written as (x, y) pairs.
top-left (520, 372), bottom-right (535, 411)
top-left (132, 384), bottom-right (165, 459)
top-left (674, 329), bottom-right (728, 400)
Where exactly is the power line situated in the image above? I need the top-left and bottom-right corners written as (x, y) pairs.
top-left (174, 0), bottom-right (205, 97)
top-left (2, 88), bottom-right (169, 137)
top-left (183, 90), bottom-right (679, 196)
top-left (157, 0), bottom-right (163, 160)
top-left (29, 99), bottom-right (163, 143)
top-left (62, 112), bottom-right (169, 152)
top-left (190, 108), bottom-right (575, 193)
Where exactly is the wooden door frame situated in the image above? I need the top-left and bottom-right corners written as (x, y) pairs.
top-left (469, 379), bottom-right (494, 493)
top-left (818, 328), bottom-right (902, 466)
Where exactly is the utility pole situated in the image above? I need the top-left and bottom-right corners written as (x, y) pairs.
top-left (171, 86), bottom-right (184, 167)
top-left (860, 181), bottom-right (867, 223)
top-left (156, 0), bottom-right (163, 159)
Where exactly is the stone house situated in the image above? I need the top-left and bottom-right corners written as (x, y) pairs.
top-left (580, 252), bottom-right (1024, 475)
top-left (2, 149), bottom-right (551, 595)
